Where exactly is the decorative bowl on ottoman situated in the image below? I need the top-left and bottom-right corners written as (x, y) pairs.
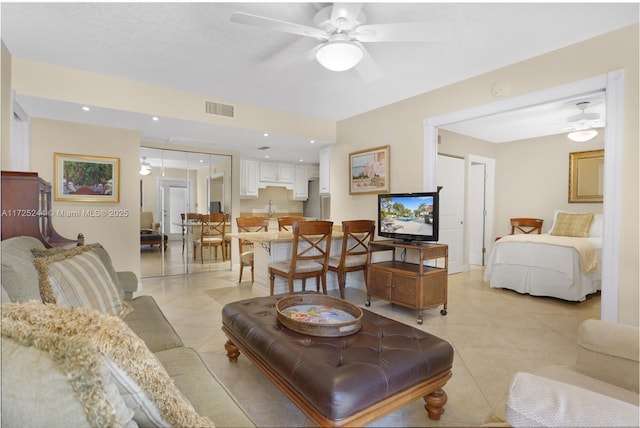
top-left (276, 294), bottom-right (363, 337)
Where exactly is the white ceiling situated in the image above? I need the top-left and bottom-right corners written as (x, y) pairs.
top-left (2, 3), bottom-right (636, 162)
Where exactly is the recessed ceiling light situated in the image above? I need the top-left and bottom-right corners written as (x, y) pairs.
top-left (152, 116), bottom-right (159, 121)
top-left (263, 133), bottom-right (269, 137)
top-left (82, 106), bottom-right (90, 111)
top-left (299, 159), bottom-right (304, 162)
top-left (264, 155), bottom-right (270, 158)
top-left (310, 140), bottom-right (315, 144)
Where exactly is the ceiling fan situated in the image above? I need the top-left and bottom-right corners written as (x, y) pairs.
top-left (564, 101), bottom-right (604, 142)
top-left (230, 3), bottom-right (447, 82)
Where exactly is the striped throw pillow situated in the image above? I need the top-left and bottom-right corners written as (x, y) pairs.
top-left (34, 248), bottom-right (130, 317)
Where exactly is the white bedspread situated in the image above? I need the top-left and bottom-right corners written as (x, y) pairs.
top-left (484, 234), bottom-right (602, 302)
top-left (495, 234), bottom-right (598, 273)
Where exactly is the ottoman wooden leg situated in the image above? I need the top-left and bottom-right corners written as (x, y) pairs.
top-left (424, 388), bottom-right (447, 420)
top-left (224, 340), bottom-right (241, 362)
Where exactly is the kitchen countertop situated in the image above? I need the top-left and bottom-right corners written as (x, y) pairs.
top-left (228, 225), bottom-right (343, 243)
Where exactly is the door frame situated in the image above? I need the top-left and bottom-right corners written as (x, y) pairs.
top-left (423, 71), bottom-right (624, 322)
top-left (466, 155), bottom-right (495, 267)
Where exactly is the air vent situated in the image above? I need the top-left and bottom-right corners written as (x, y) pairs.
top-left (205, 101), bottom-right (234, 118)
top-left (258, 146), bottom-right (271, 150)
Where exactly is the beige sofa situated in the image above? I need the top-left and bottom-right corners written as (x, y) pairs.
top-left (1, 236), bottom-right (255, 427)
top-left (488, 318), bottom-right (639, 427)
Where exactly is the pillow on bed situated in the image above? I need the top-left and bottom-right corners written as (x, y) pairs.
top-left (588, 214), bottom-right (604, 238)
top-left (550, 212), bottom-right (594, 237)
top-left (548, 211), bottom-right (602, 238)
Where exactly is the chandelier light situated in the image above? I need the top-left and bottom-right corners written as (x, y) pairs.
top-left (567, 129), bottom-right (598, 143)
top-left (316, 35), bottom-right (363, 72)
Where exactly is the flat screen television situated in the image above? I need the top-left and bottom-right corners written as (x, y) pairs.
top-left (378, 192), bottom-right (439, 244)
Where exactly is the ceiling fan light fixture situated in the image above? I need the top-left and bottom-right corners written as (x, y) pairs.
top-left (139, 157), bottom-right (152, 176)
top-left (567, 129), bottom-right (598, 143)
top-left (316, 39), bottom-right (363, 72)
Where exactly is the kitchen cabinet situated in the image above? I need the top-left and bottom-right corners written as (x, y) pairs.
top-left (319, 147), bottom-right (331, 196)
top-left (260, 162), bottom-right (293, 184)
top-left (366, 240), bottom-right (448, 324)
top-left (292, 164), bottom-right (308, 200)
top-left (240, 158), bottom-right (259, 198)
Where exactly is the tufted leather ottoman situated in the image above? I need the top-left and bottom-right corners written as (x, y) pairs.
top-left (222, 294), bottom-right (454, 427)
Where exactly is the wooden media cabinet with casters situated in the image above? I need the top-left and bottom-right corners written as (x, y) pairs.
top-left (366, 240), bottom-right (448, 324)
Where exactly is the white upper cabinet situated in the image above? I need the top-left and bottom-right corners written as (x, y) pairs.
top-left (260, 162), bottom-right (293, 184)
top-left (292, 164), bottom-right (308, 201)
top-left (240, 158), bottom-right (259, 198)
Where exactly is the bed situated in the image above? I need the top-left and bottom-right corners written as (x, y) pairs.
top-left (484, 211), bottom-right (602, 302)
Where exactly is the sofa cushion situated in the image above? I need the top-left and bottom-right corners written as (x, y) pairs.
top-left (124, 295), bottom-right (183, 353)
top-left (506, 372), bottom-right (639, 427)
top-left (1, 301), bottom-right (213, 428)
top-left (0, 236), bottom-right (45, 302)
top-left (1, 310), bottom-right (137, 428)
top-left (156, 347), bottom-right (256, 427)
top-left (33, 246), bottom-right (130, 317)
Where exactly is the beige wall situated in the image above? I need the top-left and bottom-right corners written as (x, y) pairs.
top-left (335, 24), bottom-right (638, 325)
top-left (29, 118), bottom-right (141, 275)
top-left (438, 129), bottom-right (604, 239)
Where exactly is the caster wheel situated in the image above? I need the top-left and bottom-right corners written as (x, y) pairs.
top-left (417, 319), bottom-right (423, 325)
top-left (365, 301), bottom-right (371, 307)
top-left (440, 309), bottom-right (447, 316)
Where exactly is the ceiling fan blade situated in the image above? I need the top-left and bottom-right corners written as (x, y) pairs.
top-left (354, 44), bottom-right (383, 83)
top-left (330, 3), bottom-right (364, 29)
top-left (231, 12), bottom-right (328, 40)
top-left (354, 22), bottom-right (451, 43)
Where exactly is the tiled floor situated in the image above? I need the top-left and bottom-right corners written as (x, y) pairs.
top-left (140, 245), bottom-right (600, 427)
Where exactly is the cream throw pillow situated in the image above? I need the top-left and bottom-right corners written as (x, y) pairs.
top-left (1, 301), bottom-right (214, 428)
top-left (33, 246), bottom-right (130, 317)
top-left (550, 212), bottom-right (594, 238)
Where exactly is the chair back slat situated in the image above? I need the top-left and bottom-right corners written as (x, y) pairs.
top-left (278, 216), bottom-right (307, 231)
top-left (291, 220), bottom-right (333, 267)
top-left (510, 218), bottom-right (544, 235)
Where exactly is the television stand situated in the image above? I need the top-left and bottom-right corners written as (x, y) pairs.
top-left (366, 240), bottom-right (448, 324)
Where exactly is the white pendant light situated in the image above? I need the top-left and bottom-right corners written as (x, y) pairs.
top-left (567, 129), bottom-right (599, 142)
top-left (316, 34), bottom-right (363, 72)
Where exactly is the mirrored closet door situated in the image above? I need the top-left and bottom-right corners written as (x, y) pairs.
top-left (139, 147), bottom-right (232, 277)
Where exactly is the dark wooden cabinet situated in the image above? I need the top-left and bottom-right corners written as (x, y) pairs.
top-left (366, 240), bottom-right (448, 324)
top-left (1, 171), bottom-right (82, 247)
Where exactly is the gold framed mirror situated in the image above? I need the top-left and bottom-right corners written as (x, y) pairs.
top-left (569, 149), bottom-right (604, 203)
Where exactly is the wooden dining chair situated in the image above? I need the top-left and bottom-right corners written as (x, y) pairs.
top-left (223, 212), bottom-right (232, 262)
top-left (277, 216), bottom-right (307, 231)
top-left (510, 218), bottom-right (544, 235)
top-left (193, 213), bottom-right (227, 263)
top-left (327, 220), bottom-right (376, 299)
top-left (236, 216), bottom-right (269, 284)
top-left (268, 220), bottom-right (333, 296)
top-left (180, 212), bottom-right (200, 254)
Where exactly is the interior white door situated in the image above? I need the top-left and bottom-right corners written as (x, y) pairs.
top-left (158, 179), bottom-right (189, 240)
top-left (437, 155), bottom-right (465, 274)
top-left (468, 163), bottom-right (486, 265)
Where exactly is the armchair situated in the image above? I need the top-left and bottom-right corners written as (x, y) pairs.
top-left (488, 319), bottom-right (639, 427)
top-left (140, 211), bottom-right (160, 234)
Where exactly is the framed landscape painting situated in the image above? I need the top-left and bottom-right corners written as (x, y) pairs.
top-left (54, 153), bottom-right (120, 202)
top-left (349, 145), bottom-right (390, 195)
